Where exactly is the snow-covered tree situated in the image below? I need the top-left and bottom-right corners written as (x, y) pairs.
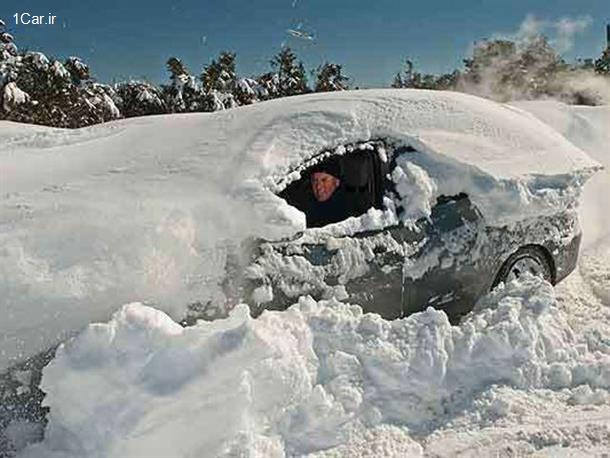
top-left (1, 19), bottom-right (18, 60)
top-left (115, 80), bottom-right (167, 118)
top-left (0, 19), bottom-right (121, 127)
top-left (80, 83), bottom-right (121, 123)
top-left (391, 59), bottom-right (414, 88)
top-left (167, 56), bottom-right (188, 80)
top-left (270, 47), bottom-right (309, 97)
top-left (201, 51), bottom-right (236, 93)
top-left (199, 51), bottom-right (241, 110)
top-left (64, 56), bottom-right (90, 86)
top-left (162, 57), bottom-right (205, 112)
top-left (313, 62), bottom-right (349, 92)
top-left (2, 81), bottom-right (30, 113)
top-left (234, 77), bottom-right (259, 105)
top-left (1, 18), bottom-right (24, 113)
top-left (254, 71), bottom-right (281, 100)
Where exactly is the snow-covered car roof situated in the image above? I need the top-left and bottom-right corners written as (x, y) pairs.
top-left (2, 89), bottom-right (600, 192)
top-left (228, 88), bottom-right (600, 182)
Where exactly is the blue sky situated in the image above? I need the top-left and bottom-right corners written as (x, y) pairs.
top-left (2, 0), bottom-right (608, 87)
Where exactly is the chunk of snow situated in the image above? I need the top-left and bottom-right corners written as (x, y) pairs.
top-left (99, 92), bottom-right (121, 119)
top-left (251, 285), bottom-right (273, 304)
top-left (391, 157), bottom-right (437, 223)
top-left (237, 78), bottom-right (256, 96)
top-left (67, 56), bottom-right (88, 73)
top-left (512, 101), bottom-right (610, 248)
top-left (2, 81), bottom-right (29, 111)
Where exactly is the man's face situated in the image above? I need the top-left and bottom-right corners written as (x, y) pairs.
top-left (312, 172), bottom-right (340, 202)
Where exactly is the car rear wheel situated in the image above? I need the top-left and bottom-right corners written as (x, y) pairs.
top-left (493, 246), bottom-right (553, 288)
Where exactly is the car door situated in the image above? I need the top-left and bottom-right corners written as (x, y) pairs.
top-left (246, 219), bottom-right (428, 319)
top-left (402, 193), bottom-right (487, 321)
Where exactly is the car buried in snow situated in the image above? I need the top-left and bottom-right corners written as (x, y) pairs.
top-left (0, 89), bottom-right (602, 375)
top-left (212, 92), bottom-right (602, 324)
top-left (239, 139), bottom-right (588, 324)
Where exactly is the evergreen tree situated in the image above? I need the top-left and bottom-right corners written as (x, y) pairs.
top-left (313, 62), bottom-right (349, 92)
top-left (115, 80), bottom-right (166, 118)
top-left (162, 57), bottom-right (204, 112)
top-left (163, 57), bottom-right (187, 112)
top-left (433, 70), bottom-right (459, 90)
top-left (64, 56), bottom-right (90, 86)
top-left (255, 71), bottom-right (280, 100)
top-left (391, 73), bottom-right (403, 89)
top-left (0, 19), bottom-right (121, 127)
top-left (167, 56), bottom-right (188, 79)
top-left (392, 59), bottom-right (457, 90)
top-left (234, 77), bottom-right (259, 105)
top-left (391, 59), bottom-right (413, 88)
top-left (200, 51), bottom-right (236, 93)
top-left (0, 19), bottom-right (17, 60)
top-left (200, 51), bottom-right (240, 110)
top-left (270, 47), bottom-right (308, 97)
top-left (462, 40), bottom-right (516, 85)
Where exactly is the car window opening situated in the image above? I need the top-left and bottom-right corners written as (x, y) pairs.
top-left (279, 147), bottom-right (385, 228)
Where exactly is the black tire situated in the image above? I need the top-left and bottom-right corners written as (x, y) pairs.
top-left (492, 246), bottom-right (554, 288)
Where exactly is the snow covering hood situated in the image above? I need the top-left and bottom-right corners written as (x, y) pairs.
top-left (0, 90), bottom-right (602, 373)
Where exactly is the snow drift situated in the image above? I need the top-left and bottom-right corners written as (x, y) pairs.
top-left (19, 275), bottom-right (610, 458)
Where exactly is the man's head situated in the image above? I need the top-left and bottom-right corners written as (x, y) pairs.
top-left (311, 159), bottom-right (341, 202)
top-left (312, 171), bottom-right (340, 202)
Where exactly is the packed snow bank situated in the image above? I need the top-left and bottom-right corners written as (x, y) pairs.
top-left (0, 91), bottom-right (600, 372)
top-left (20, 275), bottom-right (610, 458)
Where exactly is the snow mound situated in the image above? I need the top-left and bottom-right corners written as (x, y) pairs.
top-left (21, 275), bottom-right (610, 458)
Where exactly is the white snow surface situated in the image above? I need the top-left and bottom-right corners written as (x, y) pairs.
top-left (18, 276), bottom-right (610, 458)
top-left (1, 93), bottom-right (608, 456)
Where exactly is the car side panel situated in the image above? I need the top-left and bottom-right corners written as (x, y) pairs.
top-left (401, 196), bottom-right (491, 321)
top-left (485, 210), bottom-right (581, 288)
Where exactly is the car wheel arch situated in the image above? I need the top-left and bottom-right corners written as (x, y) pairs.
top-left (492, 243), bottom-right (556, 289)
